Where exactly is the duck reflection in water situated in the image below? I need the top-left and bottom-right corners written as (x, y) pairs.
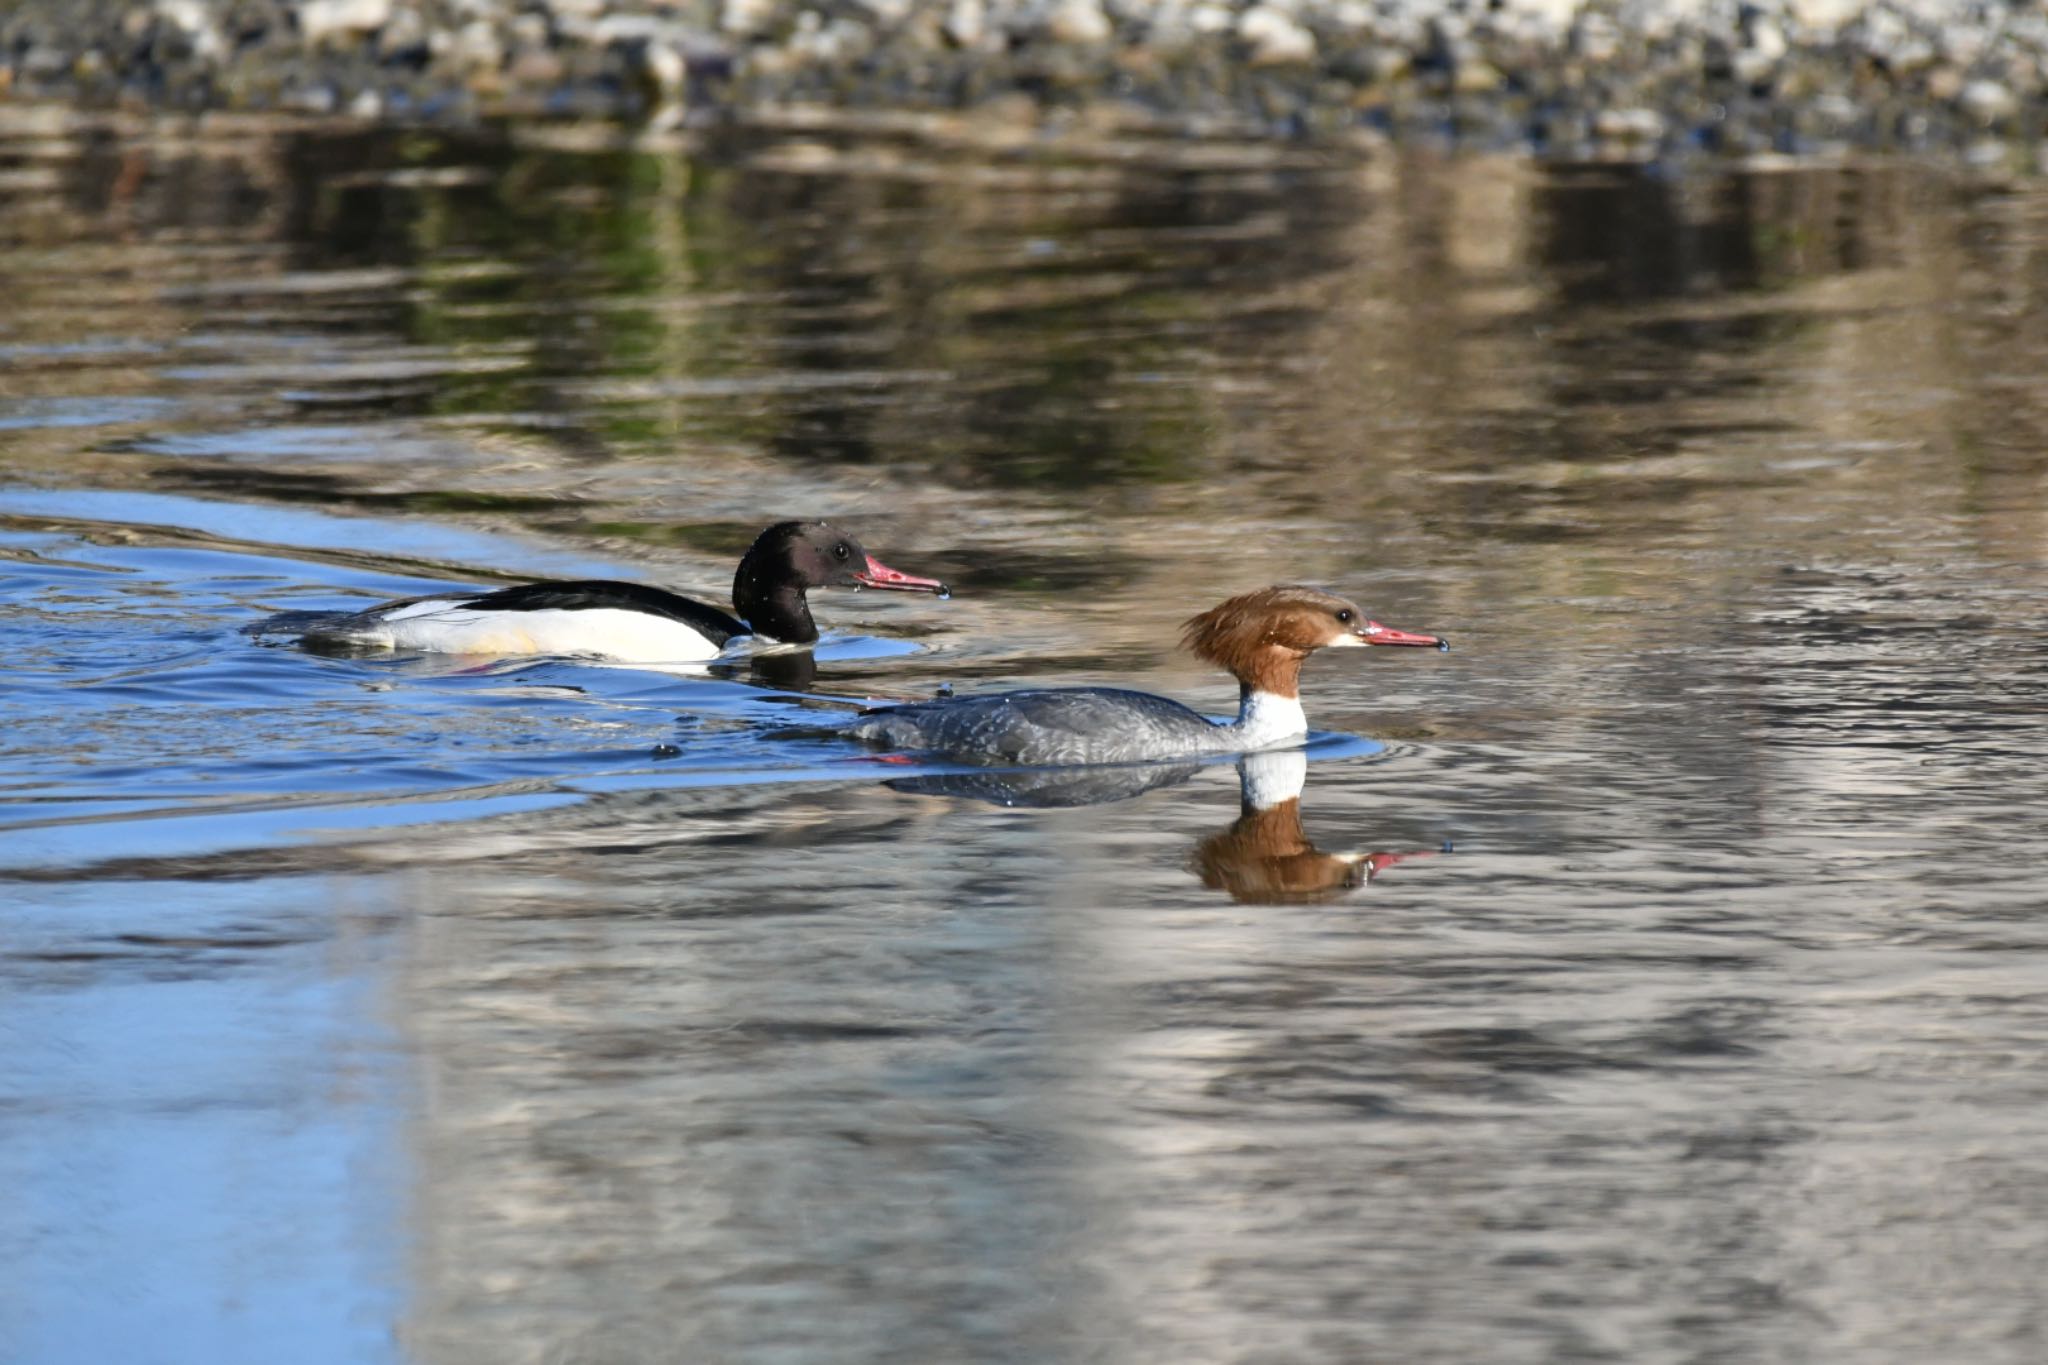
top-left (887, 748), bottom-right (1443, 904)
top-left (1191, 750), bottom-right (1442, 904)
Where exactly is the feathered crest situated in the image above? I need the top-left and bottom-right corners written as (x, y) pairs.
top-left (1179, 585), bottom-right (1362, 690)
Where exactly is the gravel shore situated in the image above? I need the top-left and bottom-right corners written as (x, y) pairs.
top-left (3, 0), bottom-right (2044, 153)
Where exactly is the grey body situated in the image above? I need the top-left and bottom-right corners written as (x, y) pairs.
top-left (844, 584), bottom-right (1438, 770)
top-left (848, 687), bottom-right (1245, 766)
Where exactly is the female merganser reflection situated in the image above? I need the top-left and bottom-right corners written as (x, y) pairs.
top-left (884, 749), bottom-right (1446, 901)
top-left (250, 520), bottom-right (947, 663)
top-left (849, 584), bottom-right (1445, 764)
top-left (1194, 750), bottom-right (1441, 903)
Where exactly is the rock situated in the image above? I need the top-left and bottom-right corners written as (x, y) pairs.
top-left (446, 19), bottom-right (503, 72)
top-left (378, 5), bottom-right (427, 60)
top-left (1045, 0), bottom-right (1113, 46)
top-left (1734, 9), bottom-right (1789, 84)
top-left (1490, 0), bottom-right (1578, 43)
top-left (1239, 5), bottom-right (1315, 66)
top-left (945, 0), bottom-right (988, 49)
top-left (508, 14), bottom-right (550, 49)
top-left (1957, 78), bottom-right (2017, 124)
top-left (1135, 0), bottom-right (1194, 54)
top-left (1571, 11), bottom-right (1620, 63)
top-left (285, 79), bottom-right (339, 112)
top-left (300, 0), bottom-right (392, 47)
top-left (155, 0), bottom-right (225, 61)
top-left (852, 0), bottom-right (917, 26)
top-left (1325, 1), bottom-right (1373, 34)
top-left (722, 0), bottom-right (779, 39)
top-left (1936, 21), bottom-right (1986, 67)
top-left (1809, 90), bottom-right (1859, 130)
top-left (1593, 105), bottom-right (1665, 141)
top-left (788, 12), bottom-right (875, 64)
top-left (19, 45), bottom-right (71, 80)
top-left (506, 47), bottom-right (563, 85)
top-left (1784, 0), bottom-right (1862, 29)
top-left (1453, 58), bottom-right (1502, 93)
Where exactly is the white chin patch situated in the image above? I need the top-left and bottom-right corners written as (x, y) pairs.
top-left (1326, 632), bottom-right (1369, 648)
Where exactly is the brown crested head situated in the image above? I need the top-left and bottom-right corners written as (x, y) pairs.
top-left (1179, 585), bottom-right (1372, 698)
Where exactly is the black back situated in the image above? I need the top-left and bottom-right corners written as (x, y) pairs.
top-left (457, 579), bottom-right (747, 647)
top-left (443, 521), bottom-right (875, 651)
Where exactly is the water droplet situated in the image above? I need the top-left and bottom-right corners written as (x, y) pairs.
top-left (1436, 638), bottom-right (1451, 652)
top-left (936, 584), bottom-right (952, 601)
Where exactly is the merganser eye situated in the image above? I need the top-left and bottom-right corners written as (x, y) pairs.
top-left (834, 543), bottom-right (851, 560)
top-left (1335, 609), bottom-right (1353, 623)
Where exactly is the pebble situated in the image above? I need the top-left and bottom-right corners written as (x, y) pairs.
top-left (447, 19), bottom-right (504, 72)
top-left (722, 0), bottom-right (779, 37)
top-left (1044, 0), bottom-right (1114, 46)
top-left (788, 12), bottom-right (876, 65)
top-left (1239, 5), bottom-right (1316, 66)
top-left (1593, 106), bottom-right (1664, 142)
top-left (1958, 79), bottom-right (2017, 125)
top-left (945, 0), bottom-right (990, 50)
top-left (300, 0), bottom-right (392, 46)
top-left (1570, 11), bottom-right (1619, 62)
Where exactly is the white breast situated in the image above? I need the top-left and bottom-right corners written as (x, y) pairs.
top-left (374, 600), bottom-right (727, 662)
top-left (1233, 689), bottom-right (1308, 750)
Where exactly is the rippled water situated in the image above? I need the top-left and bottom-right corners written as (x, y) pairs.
top-left (5, 106), bottom-right (2048, 1362)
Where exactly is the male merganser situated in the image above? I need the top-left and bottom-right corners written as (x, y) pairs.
top-left (847, 584), bottom-right (1445, 764)
top-left (250, 520), bottom-right (948, 662)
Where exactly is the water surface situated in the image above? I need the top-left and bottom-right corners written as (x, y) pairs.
top-left (5, 109), bottom-right (2048, 1363)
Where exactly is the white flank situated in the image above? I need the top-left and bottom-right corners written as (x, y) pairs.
top-left (375, 601), bottom-right (726, 662)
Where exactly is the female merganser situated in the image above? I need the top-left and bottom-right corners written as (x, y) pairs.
top-left (847, 584), bottom-right (1445, 765)
top-left (251, 520), bottom-right (947, 662)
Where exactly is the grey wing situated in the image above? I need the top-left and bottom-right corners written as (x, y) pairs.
top-left (847, 694), bottom-right (1028, 757)
top-left (998, 689), bottom-right (1223, 764)
top-left (243, 592), bottom-right (439, 640)
top-left (1000, 688), bottom-right (1213, 734)
top-left (853, 688), bottom-right (1222, 765)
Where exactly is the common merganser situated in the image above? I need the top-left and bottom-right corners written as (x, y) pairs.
top-left (847, 584), bottom-right (1445, 764)
top-left (250, 520), bottom-right (948, 662)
